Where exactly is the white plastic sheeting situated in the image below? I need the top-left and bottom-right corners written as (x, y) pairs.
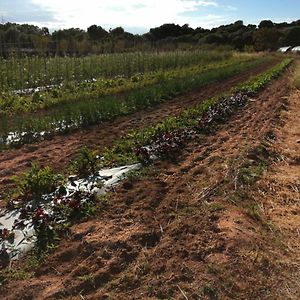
top-left (0, 163), bottom-right (141, 260)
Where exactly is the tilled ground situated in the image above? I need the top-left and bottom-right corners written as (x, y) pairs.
top-left (1, 63), bottom-right (298, 299)
top-left (0, 60), bottom-right (278, 197)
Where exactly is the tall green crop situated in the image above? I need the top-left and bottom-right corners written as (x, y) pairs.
top-left (0, 50), bottom-right (232, 91)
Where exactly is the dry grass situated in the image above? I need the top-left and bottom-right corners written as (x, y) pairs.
top-left (292, 60), bottom-right (300, 90)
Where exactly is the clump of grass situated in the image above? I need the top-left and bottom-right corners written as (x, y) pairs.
top-left (77, 273), bottom-right (96, 287)
top-left (0, 268), bottom-right (32, 283)
top-left (238, 164), bottom-right (266, 185)
top-left (236, 144), bottom-right (272, 186)
top-left (227, 190), bottom-right (249, 204)
top-left (124, 166), bottom-right (153, 183)
top-left (245, 204), bottom-right (262, 221)
top-left (202, 283), bottom-right (219, 300)
top-left (207, 264), bottom-right (221, 275)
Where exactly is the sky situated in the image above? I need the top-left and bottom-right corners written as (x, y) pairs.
top-left (0, 0), bottom-right (299, 33)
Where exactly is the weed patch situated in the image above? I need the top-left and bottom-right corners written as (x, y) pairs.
top-left (245, 204), bottom-right (263, 221)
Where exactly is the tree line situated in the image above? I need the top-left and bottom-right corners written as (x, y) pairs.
top-left (0, 19), bottom-right (300, 56)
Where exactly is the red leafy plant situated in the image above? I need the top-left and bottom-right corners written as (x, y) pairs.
top-left (0, 228), bottom-right (15, 242)
top-left (134, 129), bottom-right (192, 163)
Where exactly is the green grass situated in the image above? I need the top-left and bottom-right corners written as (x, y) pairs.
top-left (202, 283), bottom-right (219, 300)
top-left (238, 164), bottom-right (266, 185)
top-left (0, 253), bottom-right (41, 284)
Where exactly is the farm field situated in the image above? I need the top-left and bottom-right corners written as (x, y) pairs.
top-left (0, 53), bottom-right (280, 192)
top-left (0, 51), bottom-right (300, 300)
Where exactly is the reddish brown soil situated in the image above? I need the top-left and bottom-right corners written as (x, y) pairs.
top-left (1, 64), bottom-right (299, 299)
top-left (0, 60), bottom-right (277, 198)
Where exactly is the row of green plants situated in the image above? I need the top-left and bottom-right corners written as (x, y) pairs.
top-left (0, 55), bottom-right (259, 115)
top-left (0, 50), bottom-right (232, 91)
top-left (1, 58), bottom-right (291, 262)
top-left (0, 56), bottom-right (274, 148)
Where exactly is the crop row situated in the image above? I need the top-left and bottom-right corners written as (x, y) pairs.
top-left (0, 51), bottom-right (232, 91)
top-left (0, 56), bottom-right (273, 148)
top-left (0, 55), bottom-right (259, 115)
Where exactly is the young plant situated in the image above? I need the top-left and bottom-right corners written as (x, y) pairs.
top-left (70, 147), bottom-right (99, 177)
top-left (12, 163), bottom-right (64, 201)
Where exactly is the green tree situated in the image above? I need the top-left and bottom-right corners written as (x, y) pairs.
top-left (254, 28), bottom-right (280, 51)
top-left (258, 20), bottom-right (274, 29)
top-left (5, 26), bottom-right (20, 44)
top-left (285, 27), bottom-right (300, 45)
top-left (109, 27), bottom-right (125, 37)
top-left (87, 25), bottom-right (108, 41)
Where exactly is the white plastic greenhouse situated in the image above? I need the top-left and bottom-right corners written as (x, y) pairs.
top-left (291, 46), bottom-right (300, 53)
top-left (277, 46), bottom-right (292, 53)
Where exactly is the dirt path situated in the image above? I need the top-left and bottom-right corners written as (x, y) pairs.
top-left (0, 60), bottom-right (277, 197)
top-left (250, 88), bottom-right (300, 299)
top-left (1, 64), bottom-right (297, 299)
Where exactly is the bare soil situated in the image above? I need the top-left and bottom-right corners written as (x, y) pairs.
top-left (1, 63), bottom-right (299, 299)
top-left (0, 60), bottom-right (277, 198)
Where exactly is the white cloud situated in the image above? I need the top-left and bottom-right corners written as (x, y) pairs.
top-left (30, 0), bottom-right (222, 31)
top-left (224, 5), bottom-right (237, 12)
top-left (195, 14), bottom-right (228, 28)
